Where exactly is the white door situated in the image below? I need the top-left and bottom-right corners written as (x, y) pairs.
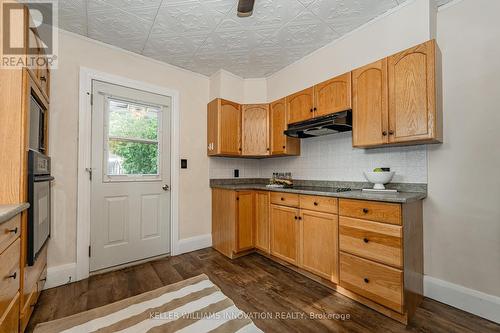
top-left (90, 80), bottom-right (171, 272)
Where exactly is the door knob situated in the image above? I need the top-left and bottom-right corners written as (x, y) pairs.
top-left (162, 184), bottom-right (170, 191)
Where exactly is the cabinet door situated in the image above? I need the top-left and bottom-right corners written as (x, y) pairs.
top-left (242, 104), bottom-right (269, 156)
top-left (207, 99), bottom-right (220, 155)
top-left (352, 59), bottom-right (389, 147)
top-left (254, 191), bottom-right (270, 253)
top-left (236, 191), bottom-right (254, 252)
top-left (388, 40), bottom-right (438, 143)
top-left (270, 205), bottom-right (299, 265)
top-left (314, 72), bottom-right (351, 117)
top-left (219, 99), bottom-right (241, 155)
top-left (286, 87), bottom-right (314, 124)
top-left (270, 98), bottom-right (300, 156)
top-left (300, 210), bottom-right (338, 283)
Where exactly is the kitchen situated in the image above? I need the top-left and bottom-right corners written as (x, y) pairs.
top-left (0, 0), bottom-right (499, 332)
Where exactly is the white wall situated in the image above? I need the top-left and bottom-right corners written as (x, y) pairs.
top-left (209, 69), bottom-right (267, 104)
top-left (425, 0), bottom-right (500, 297)
top-left (49, 30), bottom-right (210, 267)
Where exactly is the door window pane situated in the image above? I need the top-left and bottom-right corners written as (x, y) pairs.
top-left (106, 98), bottom-right (161, 177)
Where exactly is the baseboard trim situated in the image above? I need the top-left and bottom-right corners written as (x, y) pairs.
top-left (177, 234), bottom-right (212, 254)
top-left (424, 275), bottom-right (500, 324)
top-left (45, 263), bottom-right (77, 290)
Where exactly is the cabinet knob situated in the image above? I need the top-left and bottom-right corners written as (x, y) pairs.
top-left (280, 197), bottom-right (284, 201)
top-left (389, 130), bottom-right (394, 135)
top-left (8, 227), bottom-right (18, 234)
top-left (267, 148), bottom-right (270, 151)
top-left (313, 107), bottom-right (317, 111)
top-left (40, 277), bottom-right (47, 282)
top-left (298, 216), bottom-right (302, 220)
top-left (7, 272), bottom-right (17, 280)
top-left (282, 145), bottom-right (286, 149)
top-left (363, 238), bottom-right (369, 243)
top-left (313, 202), bottom-right (318, 206)
top-left (238, 148), bottom-right (242, 151)
top-left (40, 76), bottom-right (47, 82)
top-left (362, 208), bottom-right (369, 213)
top-left (364, 278), bottom-right (369, 283)
top-left (310, 108), bottom-right (313, 113)
top-left (382, 131), bottom-right (387, 136)
top-left (294, 216), bottom-right (298, 220)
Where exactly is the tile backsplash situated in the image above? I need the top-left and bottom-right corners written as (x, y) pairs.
top-left (209, 132), bottom-right (428, 183)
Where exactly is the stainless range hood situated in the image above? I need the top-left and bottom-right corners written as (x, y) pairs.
top-left (284, 110), bottom-right (352, 138)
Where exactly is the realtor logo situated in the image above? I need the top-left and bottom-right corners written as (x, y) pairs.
top-left (1, 0), bottom-right (58, 68)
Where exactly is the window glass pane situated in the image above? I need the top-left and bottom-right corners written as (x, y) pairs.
top-left (108, 99), bottom-right (159, 141)
top-left (107, 140), bottom-right (158, 176)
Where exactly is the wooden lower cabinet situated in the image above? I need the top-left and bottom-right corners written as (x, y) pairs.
top-left (212, 189), bottom-right (423, 324)
top-left (270, 205), bottom-right (300, 265)
top-left (300, 210), bottom-right (338, 283)
top-left (254, 192), bottom-right (270, 253)
top-left (0, 293), bottom-right (20, 333)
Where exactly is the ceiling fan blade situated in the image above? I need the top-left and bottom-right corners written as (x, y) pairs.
top-left (237, 0), bottom-right (255, 17)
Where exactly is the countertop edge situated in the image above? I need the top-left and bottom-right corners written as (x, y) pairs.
top-left (210, 184), bottom-right (426, 204)
top-left (0, 202), bottom-right (30, 225)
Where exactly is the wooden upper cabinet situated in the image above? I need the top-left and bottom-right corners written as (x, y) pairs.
top-left (242, 104), bottom-right (269, 156)
top-left (270, 204), bottom-right (299, 265)
top-left (236, 191), bottom-right (254, 253)
top-left (270, 98), bottom-right (300, 156)
top-left (286, 87), bottom-right (314, 125)
top-left (388, 39), bottom-right (441, 144)
top-left (352, 59), bottom-right (389, 147)
top-left (207, 99), bottom-right (241, 156)
top-left (314, 72), bottom-right (352, 118)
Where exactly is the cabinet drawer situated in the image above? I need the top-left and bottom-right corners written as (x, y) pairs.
top-left (0, 238), bottom-right (20, 317)
top-left (270, 192), bottom-right (299, 207)
top-left (339, 199), bottom-right (401, 225)
top-left (0, 214), bottom-right (20, 254)
top-left (340, 252), bottom-right (403, 313)
top-left (339, 217), bottom-right (402, 268)
top-left (23, 242), bottom-right (47, 309)
top-left (0, 293), bottom-right (19, 333)
top-left (300, 195), bottom-right (338, 214)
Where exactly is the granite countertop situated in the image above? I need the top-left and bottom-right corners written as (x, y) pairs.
top-left (0, 203), bottom-right (30, 225)
top-left (210, 183), bottom-right (426, 204)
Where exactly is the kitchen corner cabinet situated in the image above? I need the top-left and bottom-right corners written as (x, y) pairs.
top-left (242, 104), bottom-right (269, 156)
top-left (388, 39), bottom-right (442, 144)
top-left (270, 98), bottom-right (300, 156)
top-left (211, 189), bottom-right (254, 258)
top-left (207, 98), bottom-right (241, 156)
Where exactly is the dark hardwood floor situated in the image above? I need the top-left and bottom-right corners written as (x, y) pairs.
top-left (27, 248), bottom-right (499, 333)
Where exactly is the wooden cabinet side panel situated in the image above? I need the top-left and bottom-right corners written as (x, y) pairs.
top-left (300, 210), bottom-right (338, 283)
top-left (314, 72), bottom-right (352, 117)
top-left (211, 189), bottom-right (236, 257)
top-left (286, 87), bottom-right (314, 124)
top-left (207, 99), bottom-right (220, 155)
top-left (242, 104), bottom-right (269, 156)
top-left (254, 191), bottom-right (270, 253)
top-left (352, 59), bottom-right (389, 147)
top-left (388, 40), bottom-right (437, 143)
top-left (236, 191), bottom-right (254, 252)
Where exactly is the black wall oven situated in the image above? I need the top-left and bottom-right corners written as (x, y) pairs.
top-left (27, 149), bottom-right (53, 266)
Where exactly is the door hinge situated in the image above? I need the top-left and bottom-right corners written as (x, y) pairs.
top-left (88, 245), bottom-right (91, 257)
top-left (90, 93), bottom-right (94, 106)
top-left (85, 167), bottom-right (92, 181)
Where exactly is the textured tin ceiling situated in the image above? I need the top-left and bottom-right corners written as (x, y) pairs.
top-left (56, 0), bottom-right (452, 78)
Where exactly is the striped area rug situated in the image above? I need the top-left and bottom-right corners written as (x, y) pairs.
top-left (34, 274), bottom-right (263, 333)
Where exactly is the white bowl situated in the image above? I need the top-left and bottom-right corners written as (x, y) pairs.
top-left (363, 171), bottom-right (395, 190)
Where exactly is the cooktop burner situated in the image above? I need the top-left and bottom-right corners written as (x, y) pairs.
top-left (290, 186), bottom-right (352, 193)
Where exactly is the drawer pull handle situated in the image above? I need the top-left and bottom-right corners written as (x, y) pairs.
top-left (294, 216), bottom-right (297, 220)
top-left (313, 202), bottom-right (318, 206)
top-left (8, 227), bottom-right (18, 234)
top-left (40, 76), bottom-right (47, 82)
top-left (363, 278), bottom-right (369, 283)
top-left (7, 272), bottom-right (17, 280)
top-left (362, 208), bottom-right (369, 213)
top-left (363, 238), bottom-right (369, 243)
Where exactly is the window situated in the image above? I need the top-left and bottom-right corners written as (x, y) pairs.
top-left (104, 98), bottom-right (162, 180)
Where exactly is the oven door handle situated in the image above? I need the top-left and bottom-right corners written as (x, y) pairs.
top-left (34, 175), bottom-right (55, 182)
